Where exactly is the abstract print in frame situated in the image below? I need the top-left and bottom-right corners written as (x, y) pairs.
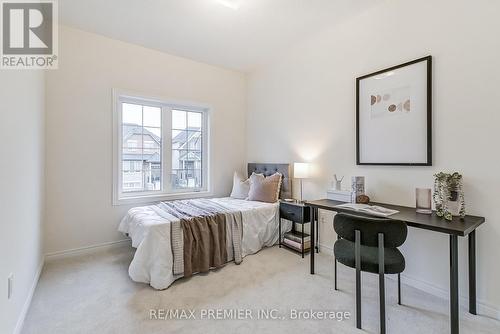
top-left (356, 56), bottom-right (432, 165)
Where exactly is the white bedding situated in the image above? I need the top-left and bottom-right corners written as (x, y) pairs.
top-left (118, 197), bottom-right (291, 289)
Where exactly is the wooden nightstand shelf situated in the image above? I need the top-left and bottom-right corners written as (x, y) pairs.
top-left (279, 200), bottom-right (311, 258)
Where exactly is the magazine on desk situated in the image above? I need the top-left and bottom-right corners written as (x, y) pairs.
top-left (334, 203), bottom-right (399, 217)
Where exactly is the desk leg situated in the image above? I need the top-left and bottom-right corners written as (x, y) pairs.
top-left (278, 218), bottom-right (281, 248)
top-left (316, 209), bottom-right (320, 253)
top-left (310, 206), bottom-right (315, 274)
top-left (450, 235), bottom-right (459, 334)
top-left (334, 234), bottom-right (339, 290)
top-left (469, 230), bottom-right (477, 315)
top-left (301, 223), bottom-right (304, 259)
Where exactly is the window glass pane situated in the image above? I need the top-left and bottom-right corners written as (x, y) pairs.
top-left (171, 169), bottom-right (186, 189)
top-left (172, 149), bottom-right (187, 169)
top-left (122, 169), bottom-right (162, 193)
top-left (143, 148), bottom-right (161, 163)
top-left (172, 110), bottom-right (187, 130)
top-left (171, 169), bottom-right (202, 190)
top-left (143, 166), bottom-right (162, 191)
top-left (187, 131), bottom-right (202, 150)
top-left (143, 106), bottom-right (161, 127)
top-left (122, 161), bottom-right (143, 173)
top-left (187, 112), bottom-right (202, 131)
top-left (186, 170), bottom-right (196, 188)
top-left (172, 130), bottom-right (187, 149)
top-left (122, 167), bottom-right (144, 192)
top-left (144, 126), bottom-right (161, 138)
top-left (122, 140), bottom-right (139, 156)
top-left (121, 102), bottom-right (162, 194)
top-left (143, 140), bottom-right (155, 149)
top-left (123, 130), bottom-right (143, 161)
top-left (171, 109), bottom-right (203, 191)
top-left (143, 127), bottom-right (161, 155)
top-left (126, 139), bottom-right (139, 148)
top-left (193, 169), bottom-right (202, 188)
top-left (122, 103), bottom-right (142, 125)
top-left (187, 151), bottom-right (202, 169)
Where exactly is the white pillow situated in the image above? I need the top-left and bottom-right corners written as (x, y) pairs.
top-left (230, 172), bottom-right (250, 199)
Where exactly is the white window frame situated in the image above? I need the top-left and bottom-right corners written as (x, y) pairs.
top-left (112, 89), bottom-right (211, 205)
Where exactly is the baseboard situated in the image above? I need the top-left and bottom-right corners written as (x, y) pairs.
top-left (45, 239), bottom-right (131, 262)
top-left (397, 272), bottom-right (500, 320)
top-left (318, 242), bottom-right (500, 320)
top-left (14, 258), bottom-right (44, 334)
top-left (318, 242), bottom-right (333, 253)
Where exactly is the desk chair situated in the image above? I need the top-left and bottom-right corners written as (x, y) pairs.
top-left (333, 213), bottom-right (408, 334)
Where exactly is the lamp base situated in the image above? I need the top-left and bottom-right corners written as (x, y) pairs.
top-left (300, 178), bottom-right (304, 202)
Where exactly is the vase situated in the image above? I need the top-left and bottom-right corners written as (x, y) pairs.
top-left (351, 176), bottom-right (365, 203)
top-left (448, 190), bottom-right (460, 216)
top-left (416, 188), bottom-right (432, 214)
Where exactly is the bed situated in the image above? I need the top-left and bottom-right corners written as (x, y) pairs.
top-left (118, 163), bottom-right (293, 289)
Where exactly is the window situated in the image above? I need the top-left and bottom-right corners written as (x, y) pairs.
top-left (113, 91), bottom-right (210, 205)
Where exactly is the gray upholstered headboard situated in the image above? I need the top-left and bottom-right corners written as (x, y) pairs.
top-left (247, 163), bottom-right (292, 200)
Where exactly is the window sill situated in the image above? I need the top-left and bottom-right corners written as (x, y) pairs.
top-left (113, 190), bottom-right (213, 206)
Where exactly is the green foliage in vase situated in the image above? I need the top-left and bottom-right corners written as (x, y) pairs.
top-left (433, 172), bottom-right (466, 221)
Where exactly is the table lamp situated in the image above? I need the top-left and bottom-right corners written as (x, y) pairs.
top-left (294, 162), bottom-right (310, 202)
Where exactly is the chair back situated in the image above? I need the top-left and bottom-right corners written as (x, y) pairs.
top-left (334, 212), bottom-right (407, 247)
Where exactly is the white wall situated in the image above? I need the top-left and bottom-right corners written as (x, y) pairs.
top-left (45, 26), bottom-right (247, 254)
top-left (247, 0), bottom-right (500, 316)
top-left (0, 71), bottom-right (45, 333)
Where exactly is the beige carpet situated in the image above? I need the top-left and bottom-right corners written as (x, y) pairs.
top-left (23, 244), bottom-right (499, 334)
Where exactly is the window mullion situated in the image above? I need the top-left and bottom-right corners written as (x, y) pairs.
top-left (203, 110), bottom-right (209, 192)
top-left (163, 106), bottom-right (173, 194)
top-left (185, 110), bottom-right (189, 190)
top-left (141, 105), bottom-right (145, 191)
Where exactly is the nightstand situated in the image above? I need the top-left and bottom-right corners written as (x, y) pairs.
top-left (279, 200), bottom-right (311, 258)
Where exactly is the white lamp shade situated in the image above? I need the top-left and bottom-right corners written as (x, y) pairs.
top-left (294, 162), bottom-right (310, 179)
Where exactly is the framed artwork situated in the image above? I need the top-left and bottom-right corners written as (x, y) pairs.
top-left (356, 56), bottom-right (432, 166)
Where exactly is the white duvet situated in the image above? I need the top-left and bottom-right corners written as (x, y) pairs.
top-left (118, 197), bottom-right (291, 289)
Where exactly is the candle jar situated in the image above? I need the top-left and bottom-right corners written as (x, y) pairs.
top-left (416, 188), bottom-right (432, 214)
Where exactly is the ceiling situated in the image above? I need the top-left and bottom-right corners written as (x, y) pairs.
top-left (59, 0), bottom-right (380, 72)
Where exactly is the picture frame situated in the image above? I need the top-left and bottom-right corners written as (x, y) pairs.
top-left (356, 56), bottom-right (432, 166)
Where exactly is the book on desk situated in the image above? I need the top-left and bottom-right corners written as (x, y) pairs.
top-left (334, 203), bottom-right (400, 217)
top-left (327, 189), bottom-right (400, 217)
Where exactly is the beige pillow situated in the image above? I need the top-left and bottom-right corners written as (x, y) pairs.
top-left (247, 172), bottom-right (282, 203)
top-left (230, 172), bottom-right (250, 199)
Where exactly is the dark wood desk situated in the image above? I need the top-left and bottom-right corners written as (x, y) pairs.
top-left (306, 199), bottom-right (485, 334)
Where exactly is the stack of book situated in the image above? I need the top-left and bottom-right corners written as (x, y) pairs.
top-left (282, 231), bottom-right (311, 252)
top-left (326, 189), bottom-right (352, 202)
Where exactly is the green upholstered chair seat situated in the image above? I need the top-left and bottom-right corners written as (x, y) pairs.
top-left (334, 239), bottom-right (405, 274)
